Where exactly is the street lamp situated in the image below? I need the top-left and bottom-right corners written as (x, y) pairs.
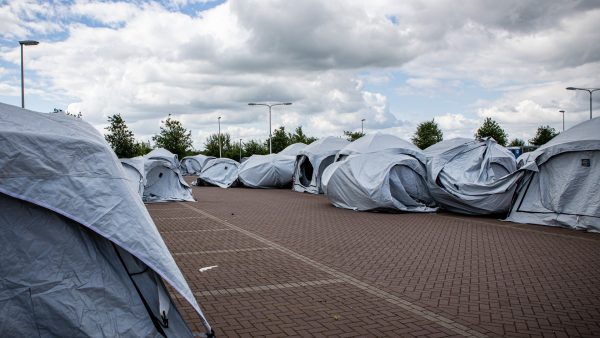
top-left (566, 87), bottom-right (600, 120)
top-left (239, 139), bottom-right (242, 162)
top-left (361, 118), bottom-right (366, 134)
top-left (248, 102), bottom-right (292, 154)
top-left (217, 116), bottom-right (221, 158)
top-left (19, 40), bottom-right (39, 108)
top-left (559, 110), bottom-right (565, 131)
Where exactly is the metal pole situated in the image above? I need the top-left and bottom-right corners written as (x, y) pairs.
top-left (590, 90), bottom-right (593, 120)
top-left (239, 139), bottom-right (242, 162)
top-left (269, 105), bottom-right (272, 154)
top-left (20, 44), bottom-right (24, 108)
top-left (218, 117), bottom-right (221, 158)
top-left (361, 119), bottom-right (365, 134)
top-left (559, 110), bottom-right (565, 131)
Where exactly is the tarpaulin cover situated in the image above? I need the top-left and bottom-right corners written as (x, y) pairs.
top-left (506, 117), bottom-right (600, 231)
top-left (143, 159), bottom-right (195, 203)
top-left (334, 133), bottom-right (424, 162)
top-left (181, 154), bottom-right (215, 176)
top-left (293, 136), bottom-right (350, 194)
top-left (145, 148), bottom-right (179, 167)
top-left (324, 152), bottom-right (436, 212)
top-left (238, 143), bottom-right (306, 188)
top-left (424, 137), bottom-right (521, 215)
top-left (0, 102), bottom-right (211, 334)
top-left (198, 157), bottom-right (240, 188)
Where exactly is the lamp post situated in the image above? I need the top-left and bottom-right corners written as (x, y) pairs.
top-left (566, 87), bottom-right (600, 120)
top-left (19, 40), bottom-right (39, 108)
top-left (248, 102), bottom-right (292, 154)
top-left (239, 139), bottom-right (242, 162)
top-left (361, 118), bottom-right (365, 134)
top-left (218, 116), bottom-right (221, 158)
top-left (559, 110), bottom-right (565, 131)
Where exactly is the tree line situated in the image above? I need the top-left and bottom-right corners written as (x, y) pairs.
top-left (103, 112), bottom-right (559, 160)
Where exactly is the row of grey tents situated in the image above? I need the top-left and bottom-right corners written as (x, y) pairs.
top-left (168, 117), bottom-right (599, 233)
top-left (0, 103), bottom-right (213, 337)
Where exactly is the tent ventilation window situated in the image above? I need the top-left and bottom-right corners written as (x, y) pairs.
top-left (158, 172), bottom-right (163, 178)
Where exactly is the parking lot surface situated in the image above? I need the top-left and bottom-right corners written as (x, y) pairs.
top-left (146, 184), bottom-right (600, 338)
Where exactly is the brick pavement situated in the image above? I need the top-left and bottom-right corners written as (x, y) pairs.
top-left (147, 184), bottom-right (600, 337)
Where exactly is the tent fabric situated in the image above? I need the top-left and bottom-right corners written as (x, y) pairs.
top-left (0, 102), bottom-right (211, 334)
top-left (293, 137), bottom-right (350, 194)
top-left (506, 117), bottom-right (600, 231)
top-left (324, 152), bottom-right (437, 212)
top-left (198, 158), bottom-right (240, 188)
top-left (120, 156), bottom-right (146, 198)
top-left (181, 154), bottom-right (215, 176)
top-left (424, 137), bottom-right (521, 215)
top-left (238, 143), bottom-right (307, 188)
top-left (143, 159), bottom-right (195, 203)
top-left (145, 148), bottom-right (179, 168)
top-left (335, 133), bottom-right (424, 162)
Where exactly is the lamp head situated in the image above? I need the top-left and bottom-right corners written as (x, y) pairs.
top-left (566, 87), bottom-right (576, 90)
top-left (19, 40), bottom-right (39, 46)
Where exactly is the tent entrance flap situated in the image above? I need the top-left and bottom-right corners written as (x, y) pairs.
top-left (298, 156), bottom-right (313, 187)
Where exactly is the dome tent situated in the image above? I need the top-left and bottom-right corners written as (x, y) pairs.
top-left (181, 154), bottom-right (215, 176)
top-left (120, 156), bottom-right (146, 198)
top-left (424, 137), bottom-right (522, 215)
top-left (322, 134), bottom-right (435, 212)
top-left (143, 158), bottom-right (195, 202)
top-left (198, 157), bottom-right (240, 188)
top-left (292, 136), bottom-right (350, 194)
top-left (238, 143), bottom-right (306, 188)
top-left (0, 103), bottom-right (212, 337)
top-left (506, 117), bottom-right (600, 231)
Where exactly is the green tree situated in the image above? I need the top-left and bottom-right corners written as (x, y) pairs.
top-left (529, 125), bottom-right (559, 146)
top-left (411, 119), bottom-right (443, 149)
top-left (152, 115), bottom-right (193, 159)
top-left (475, 117), bottom-right (508, 146)
top-left (104, 114), bottom-right (137, 158)
top-left (289, 126), bottom-right (317, 144)
top-left (203, 132), bottom-right (232, 158)
top-left (508, 138), bottom-right (525, 147)
top-left (343, 130), bottom-right (365, 142)
top-left (267, 126), bottom-right (292, 153)
top-left (243, 139), bottom-right (268, 156)
top-left (134, 141), bottom-right (153, 156)
top-left (53, 108), bottom-right (82, 119)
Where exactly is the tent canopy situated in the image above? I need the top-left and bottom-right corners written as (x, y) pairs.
top-left (120, 156), bottom-right (146, 198)
top-left (335, 133), bottom-right (424, 162)
top-left (181, 154), bottom-right (215, 176)
top-left (0, 102), bottom-right (211, 334)
top-left (238, 143), bottom-right (307, 188)
top-left (146, 148), bottom-right (179, 167)
top-left (198, 158), bottom-right (240, 188)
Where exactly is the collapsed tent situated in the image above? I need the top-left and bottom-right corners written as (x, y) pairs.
top-left (506, 117), bottom-right (600, 231)
top-left (181, 154), bottom-right (215, 176)
top-left (143, 158), bottom-right (195, 202)
top-left (198, 158), bottom-right (240, 188)
top-left (424, 137), bottom-right (521, 215)
top-left (120, 156), bottom-right (146, 198)
top-left (238, 143), bottom-right (306, 188)
top-left (0, 103), bottom-right (212, 337)
top-left (293, 136), bottom-right (350, 194)
top-left (324, 151), bottom-right (436, 212)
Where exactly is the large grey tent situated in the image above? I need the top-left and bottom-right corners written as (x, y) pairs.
top-left (293, 136), bottom-right (350, 194)
top-left (181, 154), bottom-right (215, 176)
top-left (323, 134), bottom-right (436, 212)
top-left (424, 137), bottom-right (521, 215)
top-left (506, 117), bottom-right (600, 232)
top-left (0, 103), bottom-right (212, 337)
top-left (198, 158), bottom-right (240, 188)
top-left (143, 158), bottom-right (195, 202)
top-left (238, 143), bottom-right (306, 188)
top-left (121, 156), bottom-right (146, 198)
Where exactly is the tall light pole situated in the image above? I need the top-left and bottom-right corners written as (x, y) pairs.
top-left (239, 139), bottom-right (242, 162)
top-left (566, 87), bottom-right (600, 120)
top-left (19, 40), bottom-right (39, 108)
top-left (218, 116), bottom-right (222, 158)
top-left (559, 110), bottom-right (565, 131)
top-left (361, 118), bottom-right (365, 134)
top-left (248, 102), bottom-right (292, 154)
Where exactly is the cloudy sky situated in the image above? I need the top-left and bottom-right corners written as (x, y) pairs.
top-left (1, 0), bottom-right (599, 149)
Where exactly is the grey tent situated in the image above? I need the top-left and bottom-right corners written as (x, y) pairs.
top-left (322, 134), bottom-right (435, 212)
top-left (424, 137), bottom-right (521, 215)
top-left (198, 158), bottom-right (240, 188)
top-left (238, 143), bottom-right (306, 188)
top-left (506, 117), bottom-right (600, 231)
top-left (0, 103), bottom-right (212, 337)
top-left (121, 156), bottom-right (146, 198)
top-left (293, 136), bottom-right (350, 194)
top-left (181, 154), bottom-right (215, 176)
top-left (143, 158), bottom-right (195, 202)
